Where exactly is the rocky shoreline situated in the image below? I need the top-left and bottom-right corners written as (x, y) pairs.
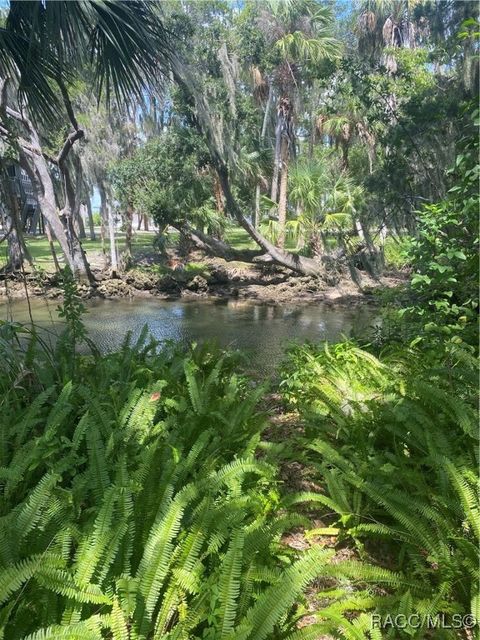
top-left (0, 256), bottom-right (405, 306)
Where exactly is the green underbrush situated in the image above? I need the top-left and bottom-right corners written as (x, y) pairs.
top-left (0, 260), bottom-right (477, 638)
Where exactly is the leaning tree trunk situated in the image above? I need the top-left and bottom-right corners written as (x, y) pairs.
top-left (3, 101), bottom-right (92, 279)
top-left (170, 56), bottom-right (323, 277)
top-left (217, 164), bottom-right (321, 275)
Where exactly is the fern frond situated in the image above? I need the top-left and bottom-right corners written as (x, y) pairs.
top-left (135, 484), bottom-right (198, 634)
top-left (218, 529), bottom-right (244, 638)
top-left (241, 547), bottom-right (334, 640)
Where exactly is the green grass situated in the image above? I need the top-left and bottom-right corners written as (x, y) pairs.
top-left (383, 235), bottom-right (412, 269)
top-left (225, 227), bottom-right (257, 250)
top-left (0, 231), bottom-right (155, 271)
top-left (1, 224), bottom-right (299, 272)
top-left (225, 225), bottom-right (298, 252)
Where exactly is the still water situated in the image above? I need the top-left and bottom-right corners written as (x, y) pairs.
top-left (1, 297), bottom-right (377, 373)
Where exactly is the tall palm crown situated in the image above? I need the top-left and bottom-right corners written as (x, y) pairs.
top-left (258, 0), bottom-right (340, 94)
top-left (0, 0), bottom-right (168, 120)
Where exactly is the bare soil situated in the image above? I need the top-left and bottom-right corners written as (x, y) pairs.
top-left (0, 248), bottom-right (407, 306)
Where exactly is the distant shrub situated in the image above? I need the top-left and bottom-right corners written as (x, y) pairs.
top-left (383, 235), bottom-right (412, 269)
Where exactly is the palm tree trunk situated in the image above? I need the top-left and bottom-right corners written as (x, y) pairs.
top-left (270, 111), bottom-right (282, 203)
top-left (254, 184), bottom-right (261, 229)
top-left (255, 83), bottom-right (273, 227)
top-left (277, 136), bottom-right (289, 249)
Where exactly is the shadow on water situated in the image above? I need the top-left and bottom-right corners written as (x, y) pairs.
top-left (0, 297), bottom-right (379, 374)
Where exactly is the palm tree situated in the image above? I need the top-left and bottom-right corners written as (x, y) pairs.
top-left (257, 0), bottom-right (340, 248)
top-left (0, 0), bottom-right (167, 279)
top-left (319, 106), bottom-right (376, 173)
top-left (289, 153), bottom-right (366, 259)
top-left (357, 0), bottom-right (420, 66)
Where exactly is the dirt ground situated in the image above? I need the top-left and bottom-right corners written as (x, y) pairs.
top-left (0, 247), bottom-right (407, 305)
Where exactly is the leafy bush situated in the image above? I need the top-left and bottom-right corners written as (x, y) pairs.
top-left (401, 113), bottom-right (479, 347)
top-left (280, 341), bottom-right (479, 638)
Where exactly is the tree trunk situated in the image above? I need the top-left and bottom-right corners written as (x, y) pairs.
top-left (5, 104), bottom-right (91, 279)
top-left (177, 223), bottom-right (262, 262)
top-left (123, 204), bottom-right (133, 268)
top-left (254, 184), bottom-right (261, 229)
top-left (6, 225), bottom-right (23, 271)
top-left (75, 208), bottom-right (86, 239)
top-left (277, 135), bottom-right (289, 249)
top-left (271, 111), bottom-right (282, 203)
top-left (143, 214), bottom-right (149, 231)
top-left (254, 83), bottom-right (273, 228)
top-left (20, 149), bottom-right (88, 276)
top-left (0, 165), bottom-right (33, 272)
top-left (108, 202), bottom-right (118, 277)
top-left (57, 151), bottom-right (93, 281)
top-left (213, 172), bottom-right (225, 214)
top-left (45, 221), bottom-right (61, 272)
top-left (85, 195), bottom-right (96, 241)
top-left (217, 164), bottom-right (321, 275)
top-left (212, 173), bottom-right (225, 239)
top-left (99, 182), bottom-right (108, 256)
top-left (72, 154), bottom-right (86, 239)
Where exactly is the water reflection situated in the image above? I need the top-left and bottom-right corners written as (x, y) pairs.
top-left (1, 297), bottom-right (377, 373)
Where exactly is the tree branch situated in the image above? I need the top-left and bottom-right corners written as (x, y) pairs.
top-left (57, 129), bottom-right (84, 166)
top-left (56, 76), bottom-right (80, 132)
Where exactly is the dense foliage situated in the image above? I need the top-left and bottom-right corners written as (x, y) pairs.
top-left (401, 111), bottom-right (479, 344)
top-left (0, 1), bottom-right (478, 639)
top-left (281, 340), bottom-right (478, 637)
top-left (0, 315), bottom-right (407, 640)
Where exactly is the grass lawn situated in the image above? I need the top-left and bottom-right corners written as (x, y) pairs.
top-left (0, 224), bottom-right (299, 271)
top-left (225, 226), bottom-right (298, 252)
top-left (0, 231), bottom-right (155, 272)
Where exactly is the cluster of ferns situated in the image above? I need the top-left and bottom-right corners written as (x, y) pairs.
top-left (0, 323), bottom-right (477, 639)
